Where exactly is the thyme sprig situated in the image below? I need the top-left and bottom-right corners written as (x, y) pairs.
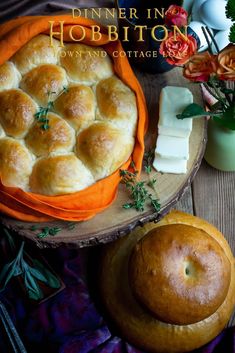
top-left (0, 229), bottom-right (60, 300)
top-left (29, 226), bottom-right (62, 239)
top-left (30, 222), bottom-right (76, 238)
top-left (120, 162), bottom-right (160, 213)
top-left (144, 149), bottom-right (155, 174)
top-left (34, 86), bottom-right (69, 130)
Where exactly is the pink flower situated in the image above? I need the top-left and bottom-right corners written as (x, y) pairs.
top-left (165, 5), bottom-right (188, 27)
top-left (183, 52), bottom-right (217, 82)
top-left (159, 32), bottom-right (197, 66)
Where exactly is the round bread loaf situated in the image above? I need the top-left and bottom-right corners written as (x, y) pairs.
top-left (100, 211), bottom-right (235, 353)
top-left (0, 35), bottom-right (138, 196)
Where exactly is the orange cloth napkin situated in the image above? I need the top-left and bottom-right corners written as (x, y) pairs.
top-left (0, 15), bottom-right (148, 222)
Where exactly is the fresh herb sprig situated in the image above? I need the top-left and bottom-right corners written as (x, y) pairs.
top-left (30, 226), bottom-right (62, 239)
top-left (34, 86), bottom-right (69, 130)
top-left (120, 162), bottom-right (160, 213)
top-left (144, 149), bottom-right (155, 174)
top-left (0, 230), bottom-right (60, 300)
top-left (30, 222), bottom-right (76, 239)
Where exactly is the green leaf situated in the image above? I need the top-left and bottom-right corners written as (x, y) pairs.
top-left (123, 203), bottom-right (133, 209)
top-left (229, 23), bottom-right (235, 43)
top-left (28, 288), bottom-right (43, 301)
top-left (176, 103), bottom-right (222, 120)
top-left (226, 0), bottom-right (235, 21)
top-left (144, 166), bottom-right (152, 174)
top-left (0, 261), bottom-right (14, 283)
top-left (48, 227), bottom-right (62, 236)
top-left (147, 178), bottom-right (157, 189)
top-left (221, 88), bottom-right (235, 95)
top-left (32, 260), bottom-right (61, 289)
top-left (28, 266), bottom-right (49, 284)
top-left (24, 271), bottom-right (42, 298)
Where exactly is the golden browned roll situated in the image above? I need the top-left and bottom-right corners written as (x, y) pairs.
top-left (100, 211), bottom-right (235, 353)
top-left (0, 89), bottom-right (37, 138)
top-left (96, 76), bottom-right (138, 135)
top-left (29, 154), bottom-right (95, 196)
top-left (60, 44), bottom-right (113, 84)
top-left (54, 85), bottom-right (96, 131)
top-left (0, 62), bottom-right (21, 91)
top-left (20, 64), bottom-right (68, 106)
top-left (25, 113), bottom-right (75, 157)
top-left (12, 35), bottom-right (61, 74)
top-left (76, 122), bottom-right (134, 180)
top-left (0, 137), bottom-right (33, 190)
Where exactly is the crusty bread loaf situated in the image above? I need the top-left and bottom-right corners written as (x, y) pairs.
top-left (100, 211), bottom-right (235, 353)
top-left (0, 35), bottom-right (138, 196)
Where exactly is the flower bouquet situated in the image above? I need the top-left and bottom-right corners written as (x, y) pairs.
top-left (177, 45), bottom-right (235, 130)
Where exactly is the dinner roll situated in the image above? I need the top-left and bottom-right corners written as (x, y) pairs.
top-left (0, 62), bottom-right (21, 91)
top-left (0, 89), bottom-right (37, 138)
top-left (60, 44), bottom-right (113, 84)
top-left (96, 76), bottom-right (138, 135)
top-left (54, 85), bottom-right (96, 131)
top-left (76, 122), bottom-right (134, 180)
top-left (0, 137), bottom-right (33, 190)
top-left (12, 35), bottom-right (61, 74)
top-left (29, 154), bottom-right (94, 196)
top-left (100, 211), bottom-right (235, 353)
top-left (20, 64), bottom-right (68, 106)
top-left (25, 113), bottom-right (75, 157)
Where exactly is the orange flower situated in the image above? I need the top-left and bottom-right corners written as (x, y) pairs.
top-left (165, 5), bottom-right (188, 27)
top-left (183, 52), bottom-right (217, 82)
top-left (217, 44), bottom-right (235, 81)
top-left (159, 32), bottom-right (197, 66)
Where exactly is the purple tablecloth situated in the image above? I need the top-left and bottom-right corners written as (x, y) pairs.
top-left (0, 248), bottom-right (234, 353)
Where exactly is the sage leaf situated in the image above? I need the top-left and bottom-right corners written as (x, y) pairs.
top-left (176, 103), bottom-right (222, 120)
top-left (28, 266), bottom-right (49, 284)
top-left (32, 260), bottom-right (60, 289)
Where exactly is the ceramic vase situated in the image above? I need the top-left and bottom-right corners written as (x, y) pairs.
top-left (204, 119), bottom-right (235, 172)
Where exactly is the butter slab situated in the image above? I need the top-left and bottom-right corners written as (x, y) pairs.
top-left (153, 153), bottom-right (187, 174)
top-left (156, 135), bottom-right (189, 160)
top-left (159, 86), bottom-right (193, 138)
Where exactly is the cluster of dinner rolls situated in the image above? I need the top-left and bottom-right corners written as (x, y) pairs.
top-left (100, 211), bottom-right (235, 353)
top-left (0, 35), bottom-right (137, 195)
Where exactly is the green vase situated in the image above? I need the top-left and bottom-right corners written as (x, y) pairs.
top-left (204, 119), bottom-right (235, 172)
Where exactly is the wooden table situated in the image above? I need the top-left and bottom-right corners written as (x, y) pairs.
top-left (176, 161), bottom-right (235, 326)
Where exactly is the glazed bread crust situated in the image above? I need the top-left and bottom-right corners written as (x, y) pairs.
top-left (129, 224), bottom-right (231, 325)
top-left (0, 35), bottom-right (138, 196)
top-left (100, 211), bottom-right (235, 353)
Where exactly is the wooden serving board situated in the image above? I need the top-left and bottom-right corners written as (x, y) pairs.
top-left (0, 67), bottom-right (206, 248)
top-left (0, 10), bottom-right (207, 248)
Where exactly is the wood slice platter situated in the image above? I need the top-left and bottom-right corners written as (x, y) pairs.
top-left (0, 68), bottom-right (207, 248)
top-left (0, 10), bottom-right (207, 248)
